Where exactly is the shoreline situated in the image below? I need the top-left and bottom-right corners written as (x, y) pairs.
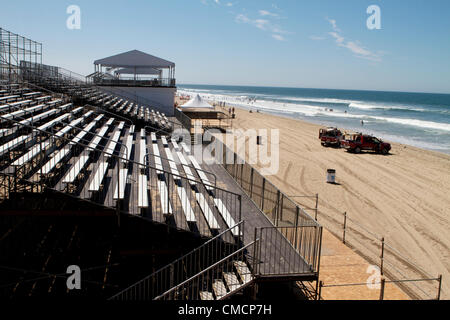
top-left (176, 95), bottom-right (450, 298)
top-left (176, 90), bottom-right (450, 156)
top-left (235, 105), bottom-right (450, 158)
top-left (177, 95), bottom-right (450, 158)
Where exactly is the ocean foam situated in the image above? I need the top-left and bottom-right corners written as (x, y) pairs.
top-left (349, 102), bottom-right (427, 112)
top-left (178, 89), bottom-right (450, 133)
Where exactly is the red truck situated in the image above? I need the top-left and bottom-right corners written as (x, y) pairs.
top-left (319, 127), bottom-right (343, 147)
top-left (341, 133), bottom-right (391, 155)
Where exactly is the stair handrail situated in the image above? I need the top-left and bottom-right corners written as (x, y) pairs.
top-left (154, 239), bottom-right (259, 300)
top-left (109, 221), bottom-right (245, 300)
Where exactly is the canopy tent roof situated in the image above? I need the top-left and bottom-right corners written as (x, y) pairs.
top-left (94, 50), bottom-right (175, 68)
top-left (114, 67), bottom-right (161, 75)
top-left (180, 94), bottom-right (214, 109)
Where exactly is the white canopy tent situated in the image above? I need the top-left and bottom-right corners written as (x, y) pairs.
top-left (93, 50), bottom-right (175, 81)
top-left (180, 94), bottom-right (214, 109)
top-left (94, 50), bottom-right (175, 68)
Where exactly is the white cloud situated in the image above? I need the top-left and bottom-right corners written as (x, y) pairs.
top-left (327, 18), bottom-right (382, 62)
top-left (259, 10), bottom-right (278, 17)
top-left (329, 31), bottom-right (344, 44)
top-left (236, 12), bottom-right (290, 40)
top-left (309, 35), bottom-right (325, 41)
top-left (272, 34), bottom-right (285, 41)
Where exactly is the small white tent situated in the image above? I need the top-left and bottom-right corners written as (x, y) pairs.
top-left (180, 94), bottom-right (214, 109)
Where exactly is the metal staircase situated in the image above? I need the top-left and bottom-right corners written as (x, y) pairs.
top-left (110, 221), bottom-right (254, 301)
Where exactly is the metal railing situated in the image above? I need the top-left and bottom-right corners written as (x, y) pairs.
top-left (19, 64), bottom-right (171, 115)
top-left (110, 222), bottom-right (244, 300)
top-left (155, 240), bottom-right (259, 300)
top-left (318, 275), bottom-right (443, 300)
top-left (216, 139), bottom-right (322, 276)
top-left (174, 107), bottom-right (193, 133)
top-left (94, 78), bottom-right (176, 88)
top-left (313, 208), bottom-right (445, 300)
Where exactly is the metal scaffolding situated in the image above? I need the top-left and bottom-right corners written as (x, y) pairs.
top-left (0, 27), bottom-right (42, 82)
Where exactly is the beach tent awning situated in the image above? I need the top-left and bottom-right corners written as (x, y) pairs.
top-left (180, 94), bottom-right (214, 109)
top-left (115, 67), bottom-right (161, 75)
top-left (94, 50), bottom-right (175, 68)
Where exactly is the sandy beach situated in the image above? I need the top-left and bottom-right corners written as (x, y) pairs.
top-left (177, 95), bottom-right (450, 298)
top-left (229, 106), bottom-right (450, 298)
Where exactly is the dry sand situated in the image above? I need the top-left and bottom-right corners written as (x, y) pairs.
top-left (224, 105), bottom-right (450, 299)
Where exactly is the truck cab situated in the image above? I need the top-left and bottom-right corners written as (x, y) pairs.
top-left (341, 133), bottom-right (391, 155)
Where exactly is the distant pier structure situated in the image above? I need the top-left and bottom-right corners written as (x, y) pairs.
top-left (89, 50), bottom-right (176, 115)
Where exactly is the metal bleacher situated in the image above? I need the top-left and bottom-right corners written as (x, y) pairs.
top-left (0, 83), bottom-right (242, 240)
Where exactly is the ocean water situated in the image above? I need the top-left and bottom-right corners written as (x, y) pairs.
top-left (177, 85), bottom-right (450, 154)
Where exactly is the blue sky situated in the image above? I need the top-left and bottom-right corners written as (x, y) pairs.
top-left (1, 0), bottom-right (450, 93)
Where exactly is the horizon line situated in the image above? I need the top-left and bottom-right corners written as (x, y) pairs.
top-left (177, 83), bottom-right (450, 96)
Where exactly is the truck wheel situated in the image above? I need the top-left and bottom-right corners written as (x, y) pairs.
top-left (354, 147), bottom-right (361, 154)
top-left (381, 148), bottom-right (388, 155)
